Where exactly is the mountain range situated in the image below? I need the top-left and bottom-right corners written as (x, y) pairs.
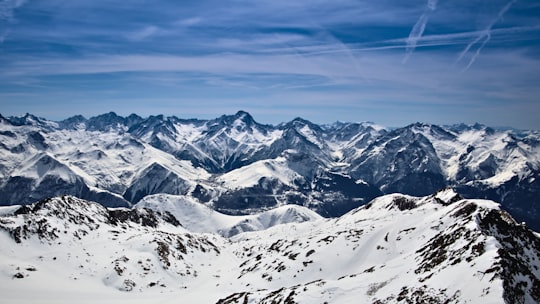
top-left (0, 190), bottom-right (538, 303)
top-left (0, 111), bottom-right (538, 230)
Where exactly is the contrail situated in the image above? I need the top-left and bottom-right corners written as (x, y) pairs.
top-left (403, 0), bottom-right (438, 63)
top-left (457, 0), bottom-right (517, 71)
top-left (463, 31), bottom-right (491, 72)
top-left (310, 22), bottom-right (368, 83)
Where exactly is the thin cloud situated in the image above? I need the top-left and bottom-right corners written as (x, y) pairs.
top-left (0, 0), bottom-right (27, 42)
top-left (403, 0), bottom-right (438, 63)
top-left (0, 0), bottom-right (26, 20)
top-left (262, 25), bottom-right (539, 59)
top-left (456, 0), bottom-right (518, 71)
top-left (128, 25), bottom-right (160, 41)
top-left (175, 17), bottom-right (202, 26)
top-left (1, 0), bottom-right (539, 129)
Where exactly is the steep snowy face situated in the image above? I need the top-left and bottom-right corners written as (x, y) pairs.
top-left (213, 154), bottom-right (382, 218)
top-left (324, 121), bottom-right (388, 162)
top-left (128, 111), bottom-right (283, 173)
top-left (0, 152), bottom-right (89, 205)
top-left (0, 117), bottom-right (97, 205)
top-left (349, 124), bottom-right (446, 196)
top-left (421, 124), bottom-right (538, 185)
top-left (1, 191), bottom-right (538, 304)
top-left (419, 124), bottom-right (540, 229)
top-left (0, 116), bottom-right (211, 207)
top-left (283, 118), bottom-right (328, 150)
top-left (1, 112), bottom-right (539, 230)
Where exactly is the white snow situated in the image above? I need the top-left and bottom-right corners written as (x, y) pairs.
top-left (1, 192), bottom-right (533, 303)
top-left (1, 114), bottom-right (539, 303)
top-left (135, 194), bottom-right (243, 233)
top-left (298, 124), bottom-right (324, 149)
top-left (0, 205), bottom-right (19, 215)
top-left (0, 124), bottom-right (210, 195)
top-left (217, 156), bottom-right (301, 190)
top-left (415, 125), bottom-right (538, 187)
top-left (135, 193), bottom-right (321, 236)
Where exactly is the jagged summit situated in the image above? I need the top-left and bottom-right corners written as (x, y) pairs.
top-left (207, 110), bottom-right (269, 136)
top-left (0, 111), bottom-right (539, 231)
top-left (8, 113), bottom-right (45, 126)
top-left (85, 112), bottom-right (143, 131)
top-left (6, 113), bottom-right (58, 130)
top-left (231, 110), bottom-right (255, 123)
top-left (59, 114), bottom-right (87, 129)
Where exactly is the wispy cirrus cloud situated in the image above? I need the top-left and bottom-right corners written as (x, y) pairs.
top-left (403, 0), bottom-right (438, 63)
top-left (0, 0), bottom-right (26, 20)
top-left (1, 0), bottom-right (540, 128)
top-left (175, 17), bottom-right (202, 26)
top-left (456, 0), bottom-right (518, 71)
top-left (0, 0), bottom-right (27, 42)
top-left (127, 25), bottom-right (160, 41)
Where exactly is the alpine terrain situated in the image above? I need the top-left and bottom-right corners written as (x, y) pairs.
top-left (0, 189), bottom-right (538, 303)
top-left (0, 111), bottom-right (538, 230)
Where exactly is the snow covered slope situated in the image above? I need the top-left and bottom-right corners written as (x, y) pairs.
top-left (217, 156), bottom-right (301, 190)
top-left (0, 191), bottom-right (538, 303)
top-left (0, 112), bottom-right (539, 230)
top-left (135, 193), bottom-right (322, 237)
top-left (0, 114), bottom-right (211, 207)
top-left (128, 111), bottom-right (283, 173)
top-left (0, 196), bottom-right (224, 301)
top-left (223, 189), bottom-right (540, 304)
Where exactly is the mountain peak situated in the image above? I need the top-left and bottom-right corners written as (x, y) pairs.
top-left (213, 111), bottom-right (257, 127)
top-left (408, 121), bottom-right (433, 129)
top-left (7, 113), bottom-right (55, 128)
top-left (285, 117), bottom-right (323, 133)
top-left (59, 115), bottom-right (87, 129)
top-left (86, 112), bottom-right (142, 131)
top-left (233, 110), bottom-right (256, 125)
top-left (0, 111), bottom-right (539, 232)
top-left (89, 111), bottom-right (121, 122)
top-left (0, 113), bottom-right (10, 124)
top-left (234, 110), bottom-right (251, 118)
top-left (290, 116), bottom-right (313, 125)
top-left (432, 188), bottom-right (463, 205)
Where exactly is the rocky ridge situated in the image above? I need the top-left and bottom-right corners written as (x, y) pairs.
top-left (0, 190), bottom-right (538, 303)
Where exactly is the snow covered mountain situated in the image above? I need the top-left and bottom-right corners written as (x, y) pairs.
top-left (0, 113), bottom-right (209, 209)
top-left (0, 190), bottom-right (538, 303)
top-left (135, 193), bottom-right (322, 237)
top-left (0, 112), bottom-right (539, 230)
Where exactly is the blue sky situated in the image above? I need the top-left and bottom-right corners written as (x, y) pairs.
top-left (1, 0), bottom-right (539, 128)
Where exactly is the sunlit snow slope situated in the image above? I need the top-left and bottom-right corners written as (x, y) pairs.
top-left (0, 190), bottom-right (538, 304)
